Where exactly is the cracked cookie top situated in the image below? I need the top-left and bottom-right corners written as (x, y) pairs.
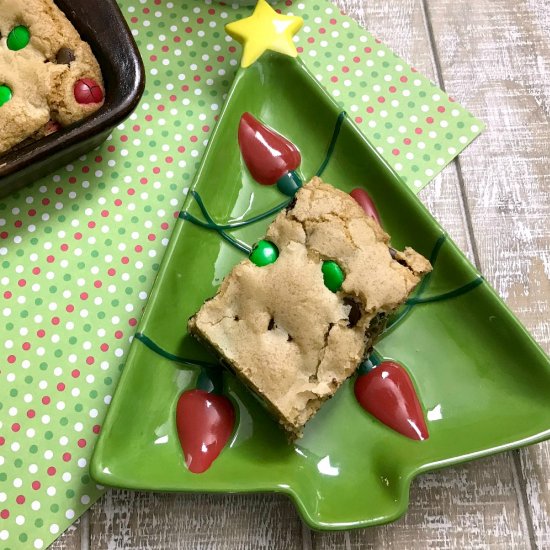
top-left (189, 177), bottom-right (432, 434)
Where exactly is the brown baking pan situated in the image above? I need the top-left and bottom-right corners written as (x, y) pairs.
top-left (0, 0), bottom-right (145, 197)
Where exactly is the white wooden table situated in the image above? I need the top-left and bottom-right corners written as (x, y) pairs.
top-left (53, 0), bottom-right (550, 547)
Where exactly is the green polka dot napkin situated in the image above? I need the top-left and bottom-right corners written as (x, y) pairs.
top-left (0, 0), bottom-right (483, 547)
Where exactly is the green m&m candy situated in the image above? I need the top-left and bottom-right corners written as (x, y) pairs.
top-left (250, 240), bottom-right (278, 267)
top-left (0, 85), bottom-right (12, 107)
top-left (7, 25), bottom-right (31, 51)
top-left (322, 260), bottom-right (345, 292)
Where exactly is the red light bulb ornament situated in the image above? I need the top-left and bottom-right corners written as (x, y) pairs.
top-left (354, 352), bottom-right (429, 441)
top-left (238, 112), bottom-right (302, 196)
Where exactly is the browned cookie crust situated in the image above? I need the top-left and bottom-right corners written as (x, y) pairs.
top-left (0, 0), bottom-right (104, 154)
top-left (189, 177), bottom-right (432, 437)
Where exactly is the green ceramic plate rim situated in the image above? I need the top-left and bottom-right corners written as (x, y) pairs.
top-left (91, 54), bottom-right (550, 531)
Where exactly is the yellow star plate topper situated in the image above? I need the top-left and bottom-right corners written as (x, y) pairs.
top-left (225, 0), bottom-right (304, 68)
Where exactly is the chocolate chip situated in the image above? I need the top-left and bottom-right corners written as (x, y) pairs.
top-left (285, 196), bottom-right (297, 212)
top-left (343, 297), bottom-right (362, 328)
top-left (267, 318), bottom-right (275, 330)
top-left (234, 315), bottom-right (239, 321)
top-left (390, 247), bottom-right (409, 267)
top-left (287, 334), bottom-right (293, 342)
top-left (56, 47), bottom-right (75, 66)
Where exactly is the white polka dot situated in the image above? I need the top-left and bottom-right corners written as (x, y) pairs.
top-left (50, 524), bottom-right (60, 534)
top-left (34, 538), bottom-right (44, 549)
top-left (65, 509), bottom-right (75, 519)
top-left (0, 530), bottom-right (9, 541)
top-left (16, 515), bottom-right (25, 525)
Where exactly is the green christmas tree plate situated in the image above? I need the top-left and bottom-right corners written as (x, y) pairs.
top-left (91, 52), bottom-right (550, 530)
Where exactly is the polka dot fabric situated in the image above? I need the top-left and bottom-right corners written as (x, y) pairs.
top-left (0, 0), bottom-right (483, 547)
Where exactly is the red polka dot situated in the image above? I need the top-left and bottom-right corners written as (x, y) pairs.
top-left (148, 234), bottom-right (156, 241)
top-left (61, 243), bottom-right (69, 251)
top-left (400, 76), bottom-right (408, 83)
top-left (100, 343), bottom-right (109, 352)
top-left (108, 268), bottom-right (116, 276)
top-left (94, 280), bottom-right (102, 288)
top-left (129, 318), bottom-right (138, 327)
top-left (42, 396), bottom-right (50, 405)
top-left (37, 329), bottom-right (45, 338)
top-left (0, 437), bottom-right (5, 446)
top-left (426, 117), bottom-right (434, 124)
top-left (47, 467), bottom-right (56, 476)
top-left (319, 28), bottom-right (326, 34)
top-left (16, 495), bottom-right (25, 504)
top-left (377, 96), bottom-right (385, 103)
top-left (77, 439), bottom-right (87, 448)
top-left (389, 86), bottom-right (396, 93)
top-left (437, 106), bottom-right (446, 113)
top-left (330, 76), bottom-right (338, 83)
top-left (307, 37), bottom-right (315, 44)
top-left (366, 106), bottom-right (374, 113)
top-left (63, 453), bottom-right (71, 462)
top-left (4, 291), bottom-right (11, 299)
top-left (364, 46), bottom-right (372, 53)
top-left (0, 509), bottom-right (9, 519)
top-left (18, 279), bottom-right (26, 287)
top-left (115, 331), bottom-right (123, 339)
top-left (86, 356), bottom-right (95, 365)
top-left (355, 116), bottom-right (363, 123)
top-left (296, 46), bottom-right (303, 54)
top-left (403, 138), bottom-right (412, 145)
top-left (415, 127), bottom-right (423, 134)
top-left (66, 305), bottom-right (74, 313)
top-left (93, 425), bottom-right (101, 434)
top-left (46, 255), bottom-right (55, 263)
top-left (26, 409), bottom-right (35, 418)
top-left (32, 481), bottom-right (41, 490)
top-left (11, 423), bottom-right (20, 432)
top-left (190, 136), bottom-right (198, 143)
top-left (392, 148), bottom-right (400, 156)
top-left (57, 383), bottom-right (65, 391)
top-left (74, 233), bottom-right (82, 240)
top-left (114, 199), bottom-right (122, 207)
top-left (121, 257), bottom-right (129, 264)
top-left (32, 267), bottom-right (40, 275)
top-left (22, 342), bottom-right (31, 350)
top-left (52, 317), bottom-right (60, 325)
top-left (71, 370), bottom-right (80, 378)
top-left (80, 292), bottom-right (88, 301)
top-left (101, 210), bottom-right (109, 218)
top-left (8, 355), bottom-right (16, 364)
top-left (342, 66), bottom-right (349, 73)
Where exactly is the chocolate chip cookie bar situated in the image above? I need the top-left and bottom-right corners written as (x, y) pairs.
top-left (0, 0), bottom-right (104, 155)
top-left (188, 177), bottom-right (432, 438)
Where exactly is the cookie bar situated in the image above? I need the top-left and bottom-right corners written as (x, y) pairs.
top-left (188, 177), bottom-right (432, 437)
top-left (0, 0), bottom-right (104, 155)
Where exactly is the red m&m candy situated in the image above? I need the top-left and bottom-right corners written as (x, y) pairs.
top-left (73, 78), bottom-right (104, 104)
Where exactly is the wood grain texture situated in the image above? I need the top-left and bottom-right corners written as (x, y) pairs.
top-left (88, 491), bottom-right (303, 550)
top-left (48, 517), bottom-right (82, 550)
top-left (53, 0), bottom-right (550, 548)
top-left (426, 0), bottom-right (550, 548)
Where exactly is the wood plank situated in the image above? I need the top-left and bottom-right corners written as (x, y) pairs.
top-left (425, 0), bottom-right (550, 547)
top-left (88, 490), bottom-right (303, 549)
top-left (312, 0), bottom-right (533, 547)
top-left (49, 516), bottom-right (82, 550)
